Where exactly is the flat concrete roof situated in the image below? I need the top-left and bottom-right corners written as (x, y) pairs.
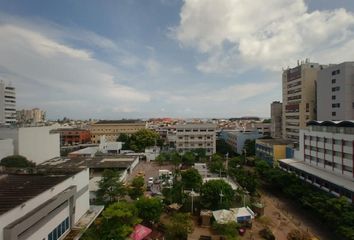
top-left (176, 123), bottom-right (216, 129)
top-left (279, 158), bottom-right (354, 192)
top-left (256, 138), bottom-right (294, 145)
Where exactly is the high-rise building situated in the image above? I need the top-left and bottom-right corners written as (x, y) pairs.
top-left (0, 81), bottom-right (16, 126)
top-left (282, 61), bottom-right (325, 141)
top-left (271, 101), bottom-right (282, 138)
top-left (317, 62), bottom-right (354, 121)
top-left (17, 108), bottom-right (46, 125)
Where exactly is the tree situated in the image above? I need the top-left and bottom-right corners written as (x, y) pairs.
top-left (181, 168), bottom-right (203, 191)
top-left (170, 151), bottom-right (181, 167)
top-left (128, 176), bottom-right (145, 200)
top-left (82, 201), bottom-right (141, 240)
top-left (166, 213), bottom-right (193, 240)
top-left (0, 155), bottom-right (35, 168)
top-left (117, 133), bottom-right (130, 149)
top-left (135, 197), bottom-right (163, 223)
top-left (208, 153), bottom-right (225, 174)
top-left (182, 151), bottom-right (196, 165)
top-left (128, 129), bottom-right (161, 152)
top-left (200, 179), bottom-right (234, 210)
top-left (243, 139), bottom-right (255, 156)
top-left (212, 222), bottom-right (240, 240)
top-left (262, 119), bottom-right (271, 123)
top-left (191, 148), bottom-right (206, 161)
top-left (216, 139), bottom-right (237, 156)
top-left (96, 170), bottom-right (126, 205)
top-left (259, 228), bottom-right (275, 240)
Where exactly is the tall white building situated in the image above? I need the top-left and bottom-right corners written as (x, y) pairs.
top-left (279, 120), bottom-right (354, 202)
top-left (317, 62), bottom-right (354, 121)
top-left (175, 123), bottom-right (216, 156)
top-left (282, 61), bottom-right (325, 141)
top-left (0, 81), bottom-right (16, 126)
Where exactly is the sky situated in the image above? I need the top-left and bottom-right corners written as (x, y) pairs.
top-left (0, 0), bottom-right (354, 120)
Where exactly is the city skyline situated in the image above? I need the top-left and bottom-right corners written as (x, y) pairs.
top-left (1, 0), bottom-right (354, 119)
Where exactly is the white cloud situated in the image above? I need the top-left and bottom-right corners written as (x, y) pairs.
top-left (173, 0), bottom-right (354, 73)
top-left (0, 23), bottom-right (150, 118)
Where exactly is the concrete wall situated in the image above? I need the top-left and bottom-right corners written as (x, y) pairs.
top-left (317, 62), bottom-right (354, 121)
top-left (0, 139), bottom-right (14, 160)
top-left (18, 127), bottom-right (60, 164)
top-left (0, 169), bottom-right (90, 240)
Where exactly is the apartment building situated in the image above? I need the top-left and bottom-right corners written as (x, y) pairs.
top-left (0, 81), bottom-right (16, 126)
top-left (282, 61), bottom-right (325, 141)
top-left (253, 122), bottom-right (271, 136)
top-left (17, 108), bottom-right (46, 125)
top-left (53, 128), bottom-right (91, 146)
top-left (175, 123), bottom-right (216, 156)
top-left (89, 120), bottom-right (146, 143)
top-left (0, 169), bottom-right (103, 240)
top-left (271, 101), bottom-right (282, 138)
top-left (279, 120), bottom-right (354, 202)
top-left (317, 62), bottom-right (354, 121)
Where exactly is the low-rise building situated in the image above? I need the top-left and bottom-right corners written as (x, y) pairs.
top-left (175, 123), bottom-right (216, 156)
top-left (279, 120), bottom-right (354, 202)
top-left (256, 139), bottom-right (294, 165)
top-left (53, 128), bottom-right (91, 146)
top-left (0, 169), bottom-right (103, 240)
top-left (220, 130), bottom-right (262, 154)
top-left (89, 120), bottom-right (146, 144)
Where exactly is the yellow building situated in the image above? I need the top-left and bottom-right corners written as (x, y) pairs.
top-left (89, 120), bottom-right (146, 143)
top-left (255, 139), bottom-right (294, 165)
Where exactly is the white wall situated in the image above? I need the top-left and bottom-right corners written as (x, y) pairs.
top-left (0, 169), bottom-right (90, 240)
top-left (18, 126), bottom-right (60, 164)
top-left (0, 139), bottom-right (14, 160)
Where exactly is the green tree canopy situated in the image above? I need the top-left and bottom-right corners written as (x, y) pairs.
top-left (128, 176), bottom-right (145, 200)
top-left (0, 155), bottom-right (35, 168)
top-left (135, 197), bottom-right (163, 223)
top-left (128, 129), bottom-right (161, 152)
top-left (216, 139), bottom-right (237, 156)
top-left (243, 139), bottom-right (255, 156)
top-left (182, 151), bottom-right (196, 165)
top-left (201, 179), bottom-right (234, 210)
top-left (166, 213), bottom-right (193, 240)
top-left (96, 169), bottom-right (126, 205)
top-left (181, 168), bottom-right (203, 191)
top-left (82, 201), bottom-right (141, 240)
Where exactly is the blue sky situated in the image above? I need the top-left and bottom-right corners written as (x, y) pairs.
top-left (0, 0), bottom-right (354, 120)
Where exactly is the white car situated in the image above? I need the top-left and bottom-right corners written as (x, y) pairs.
top-left (148, 177), bottom-right (154, 185)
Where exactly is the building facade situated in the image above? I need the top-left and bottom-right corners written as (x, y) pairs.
top-left (0, 126), bottom-right (60, 165)
top-left (175, 123), bottom-right (216, 156)
top-left (282, 61), bottom-right (325, 141)
top-left (17, 108), bottom-right (46, 125)
top-left (279, 120), bottom-right (354, 202)
top-left (253, 122), bottom-right (271, 136)
top-left (271, 101), bottom-right (282, 138)
top-left (317, 62), bottom-right (354, 121)
top-left (0, 81), bottom-right (16, 126)
top-left (255, 139), bottom-right (293, 165)
top-left (89, 120), bottom-right (146, 143)
top-left (0, 169), bottom-right (101, 240)
top-left (53, 128), bottom-right (91, 146)
top-left (0, 139), bottom-right (14, 160)
top-left (220, 130), bottom-right (262, 155)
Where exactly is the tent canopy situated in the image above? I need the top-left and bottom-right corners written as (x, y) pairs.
top-left (130, 224), bottom-right (152, 240)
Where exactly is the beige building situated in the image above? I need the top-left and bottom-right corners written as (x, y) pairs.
top-left (89, 120), bottom-right (146, 143)
top-left (175, 123), bottom-right (216, 156)
top-left (282, 61), bottom-right (326, 141)
top-left (271, 101), bottom-right (282, 138)
top-left (17, 108), bottom-right (46, 125)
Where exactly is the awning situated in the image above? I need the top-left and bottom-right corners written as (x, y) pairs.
top-left (129, 224), bottom-right (152, 240)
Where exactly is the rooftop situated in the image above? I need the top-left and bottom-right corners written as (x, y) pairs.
top-left (0, 173), bottom-right (73, 215)
top-left (279, 158), bottom-right (354, 192)
top-left (307, 120), bottom-right (354, 128)
top-left (38, 155), bottom-right (137, 171)
top-left (93, 120), bottom-right (145, 125)
top-left (176, 123), bottom-right (216, 129)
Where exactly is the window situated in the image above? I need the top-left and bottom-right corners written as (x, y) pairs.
top-left (332, 79), bottom-right (336, 84)
top-left (352, 102), bottom-right (354, 109)
top-left (332, 112), bottom-right (336, 116)
top-left (332, 95), bottom-right (336, 100)
top-left (332, 103), bottom-right (340, 108)
top-left (332, 69), bottom-right (340, 75)
top-left (48, 217), bottom-right (70, 240)
top-left (332, 86), bottom-right (340, 92)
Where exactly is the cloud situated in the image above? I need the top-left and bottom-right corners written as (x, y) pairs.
top-left (172, 0), bottom-right (354, 73)
top-left (0, 23), bottom-right (150, 118)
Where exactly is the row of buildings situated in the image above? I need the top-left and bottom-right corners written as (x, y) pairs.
top-left (256, 60), bottom-right (354, 203)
